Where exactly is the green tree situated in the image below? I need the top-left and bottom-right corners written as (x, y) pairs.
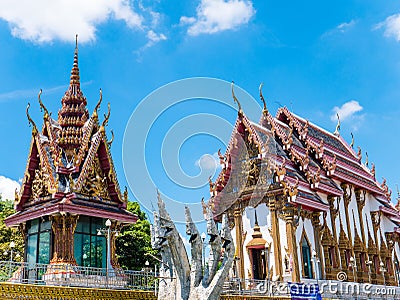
top-left (0, 196), bottom-right (23, 262)
top-left (115, 201), bottom-right (159, 270)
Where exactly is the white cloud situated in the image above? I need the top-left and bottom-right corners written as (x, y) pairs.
top-left (0, 0), bottom-right (143, 43)
top-left (336, 20), bottom-right (356, 32)
top-left (195, 152), bottom-right (220, 171)
top-left (182, 0), bottom-right (255, 36)
top-left (179, 16), bottom-right (196, 26)
top-left (330, 100), bottom-right (363, 122)
top-left (0, 176), bottom-right (20, 201)
top-left (147, 30), bottom-right (167, 44)
top-left (375, 14), bottom-right (400, 41)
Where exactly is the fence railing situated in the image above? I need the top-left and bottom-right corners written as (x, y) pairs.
top-left (0, 261), bottom-right (157, 291)
top-left (2, 261), bottom-right (400, 299)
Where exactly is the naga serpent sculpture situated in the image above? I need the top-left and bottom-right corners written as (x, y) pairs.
top-left (151, 194), bottom-right (235, 300)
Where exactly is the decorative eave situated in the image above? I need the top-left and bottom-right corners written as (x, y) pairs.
top-left (6, 198), bottom-right (137, 228)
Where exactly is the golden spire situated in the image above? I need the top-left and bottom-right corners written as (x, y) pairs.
top-left (333, 113), bottom-right (340, 136)
top-left (231, 81), bottom-right (242, 114)
top-left (259, 82), bottom-right (268, 115)
top-left (58, 35), bottom-right (89, 150)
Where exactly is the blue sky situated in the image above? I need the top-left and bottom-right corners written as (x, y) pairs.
top-left (1, 0), bottom-right (400, 227)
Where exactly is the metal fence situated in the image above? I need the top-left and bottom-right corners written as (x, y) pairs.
top-left (0, 261), bottom-right (157, 291)
top-left (1, 261), bottom-right (400, 299)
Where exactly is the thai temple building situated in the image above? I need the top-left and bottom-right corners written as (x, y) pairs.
top-left (208, 85), bottom-right (400, 286)
top-left (4, 38), bottom-right (137, 274)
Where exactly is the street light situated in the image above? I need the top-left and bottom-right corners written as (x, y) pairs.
top-left (83, 253), bottom-right (87, 268)
top-left (349, 256), bottom-right (356, 282)
top-left (311, 250), bottom-right (320, 286)
top-left (201, 232), bottom-right (206, 268)
top-left (366, 260), bottom-right (373, 283)
top-left (98, 219), bottom-right (118, 287)
top-left (380, 261), bottom-right (386, 288)
top-left (8, 241), bottom-right (15, 278)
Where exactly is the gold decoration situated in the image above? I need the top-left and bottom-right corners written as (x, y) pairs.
top-left (231, 81), bottom-right (242, 114)
top-left (81, 158), bottom-right (109, 199)
top-left (31, 169), bottom-right (49, 199)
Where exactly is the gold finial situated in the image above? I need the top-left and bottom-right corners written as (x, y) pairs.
top-left (259, 82), bottom-right (268, 114)
top-left (231, 81), bottom-right (242, 114)
top-left (123, 186), bottom-right (128, 202)
top-left (357, 146), bottom-right (362, 160)
top-left (94, 88), bottom-right (103, 115)
top-left (107, 130), bottom-right (114, 147)
top-left (101, 103), bottom-right (111, 128)
top-left (333, 113), bottom-right (340, 136)
top-left (365, 152), bottom-right (369, 167)
top-left (38, 89), bottom-right (49, 119)
top-left (350, 132), bottom-right (354, 148)
top-left (26, 103), bottom-right (38, 135)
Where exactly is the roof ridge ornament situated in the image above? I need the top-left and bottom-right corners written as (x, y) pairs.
top-left (231, 81), bottom-right (242, 115)
top-left (350, 132), bottom-right (354, 148)
top-left (259, 82), bottom-right (268, 115)
top-left (26, 103), bottom-right (38, 135)
top-left (101, 103), bottom-right (111, 128)
top-left (333, 113), bottom-right (340, 136)
top-left (93, 88), bottom-right (103, 116)
top-left (38, 89), bottom-right (49, 119)
top-left (365, 152), bottom-right (369, 167)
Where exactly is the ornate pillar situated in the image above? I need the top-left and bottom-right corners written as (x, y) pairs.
top-left (269, 197), bottom-right (283, 281)
top-left (311, 212), bottom-right (324, 279)
top-left (50, 214), bottom-right (78, 264)
top-left (110, 221), bottom-right (122, 268)
top-left (283, 204), bottom-right (300, 282)
top-left (355, 189), bottom-right (366, 244)
top-left (341, 184), bottom-right (353, 246)
top-left (234, 205), bottom-right (245, 280)
top-left (327, 196), bottom-right (340, 269)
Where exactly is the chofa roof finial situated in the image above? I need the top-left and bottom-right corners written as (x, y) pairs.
top-left (26, 103), bottom-right (38, 135)
top-left (350, 132), bottom-right (354, 148)
top-left (259, 82), bottom-right (268, 115)
top-left (38, 89), bottom-right (49, 119)
top-left (231, 81), bottom-right (242, 114)
top-left (333, 113), bottom-right (340, 136)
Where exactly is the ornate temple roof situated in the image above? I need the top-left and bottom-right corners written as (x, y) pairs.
top-left (210, 85), bottom-right (395, 219)
top-left (5, 38), bottom-right (136, 227)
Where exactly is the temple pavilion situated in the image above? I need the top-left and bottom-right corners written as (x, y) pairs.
top-left (208, 84), bottom-right (400, 285)
top-left (5, 38), bottom-right (137, 271)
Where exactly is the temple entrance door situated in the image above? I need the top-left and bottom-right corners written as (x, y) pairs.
top-left (302, 237), bottom-right (313, 279)
top-left (250, 249), bottom-right (265, 280)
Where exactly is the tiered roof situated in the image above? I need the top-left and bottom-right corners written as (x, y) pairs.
top-left (210, 86), bottom-right (396, 222)
top-left (5, 39), bottom-right (136, 227)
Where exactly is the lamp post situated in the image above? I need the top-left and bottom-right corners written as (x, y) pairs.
top-left (349, 256), bottom-right (356, 283)
top-left (98, 219), bottom-right (118, 287)
top-left (8, 241), bottom-right (15, 278)
top-left (311, 250), bottom-right (320, 286)
top-left (83, 253), bottom-right (87, 268)
top-left (380, 261), bottom-right (386, 287)
top-left (201, 232), bottom-right (206, 269)
top-left (366, 260), bottom-right (373, 283)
